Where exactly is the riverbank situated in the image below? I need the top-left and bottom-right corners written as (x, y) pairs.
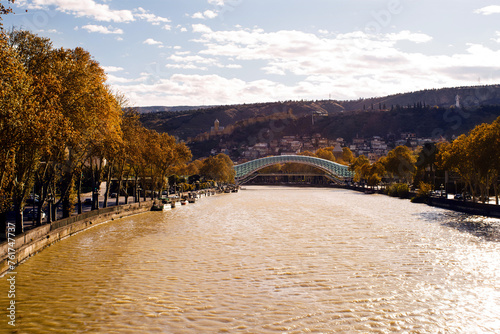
top-left (427, 197), bottom-right (500, 218)
top-left (344, 185), bottom-right (500, 218)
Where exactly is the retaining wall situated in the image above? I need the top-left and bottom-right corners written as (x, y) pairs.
top-left (0, 200), bottom-right (154, 276)
top-left (427, 197), bottom-right (500, 218)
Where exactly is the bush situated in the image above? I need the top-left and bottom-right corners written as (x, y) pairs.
top-left (386, 183), bottom-right (410, 198)
top-left (411, 182), bottom-right (432, 203)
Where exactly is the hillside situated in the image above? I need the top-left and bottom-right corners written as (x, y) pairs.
top-left (139, 84), bottom-right (500, 142)
top-left (139, 100), bottom-right (346, 140)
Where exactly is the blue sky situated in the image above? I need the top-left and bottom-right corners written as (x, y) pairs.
top-left (3, 0), bottom-right (500, 106)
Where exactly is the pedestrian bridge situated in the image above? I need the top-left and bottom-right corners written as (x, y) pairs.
top-left (234, 155), bottom-right (353, 185)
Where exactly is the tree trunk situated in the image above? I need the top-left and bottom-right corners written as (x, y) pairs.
top-left (134, 174), bottom-right (139, 203)
top-left (14, 204), bottom-right (24, 235)
top-left (0, 212), bottom-right (6, 241)
top-left (494, 181), bottom-right (499, 205)
top-left (104, 161), bottom-right (114, 208)
top-left (124, 176), bottom-right (129, 204)
top-left (35, 184), bottom-right (45, 227)
top-left (77, 173), bottom-right (82, 214)
top-left (61, 173), bottom-right (75, 218)
top-left (116, 178), bottom-right (122, 207)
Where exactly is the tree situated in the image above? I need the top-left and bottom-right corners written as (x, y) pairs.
top-left (439, 119), bottom-right (500, 203)
top-left (350, 155), bottom-right (370, 185)
top-left (366, 160), bottom-right (385, 189)
top-left (54, 46), bottom-right (120, 216)
top-left (341, 147), bottom-right (354, 165)
top-left (200, 154), bottom-right (235, 184)
top-left (0, 1), bottom-right (15, 28)
top-left (149, 131), bottom-right (192, 198)
top-left (5, 30), bottom-right (66, 232)
top-left (382, 146), bottom-right (416, 184)
top-left (315, 147), bottom-right (335, 162)
top-left (414, 142), bottom-right (439, 187)
top-left (0, 32), bottom-right (32, 233)
top-left (437, 136), bottom-right (474, 197)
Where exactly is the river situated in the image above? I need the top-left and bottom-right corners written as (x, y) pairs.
top-left (1, 186), bottom-right (500, 333)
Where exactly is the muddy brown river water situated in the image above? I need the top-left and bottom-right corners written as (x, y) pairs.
top-left (1, 186), bottom-right (499, 333)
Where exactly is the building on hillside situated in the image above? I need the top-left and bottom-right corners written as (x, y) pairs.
top-left (332, 143), bottom-right (343, 160)
top-left (401, 132), bottom-right (416, 140)
top-left (210, 119), bottom-right (225, 136)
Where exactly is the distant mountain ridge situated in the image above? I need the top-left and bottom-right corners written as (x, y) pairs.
top-left (137, 84), bottom-right (500, 115)
top-left (139, 84), bottom-right (500, 142)
top-left (339, 85), bottom-right (500, 111)
top-left (135, 105), bottom-right (216, 113)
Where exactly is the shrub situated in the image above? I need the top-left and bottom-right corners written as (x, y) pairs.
top-left (386, 183), bottom-right (410, 198)
top-left (411, 182), bottom-right (433, 203)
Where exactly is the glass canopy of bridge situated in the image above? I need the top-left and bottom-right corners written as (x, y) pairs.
top-left (234, 155), bottom-right (354, 184)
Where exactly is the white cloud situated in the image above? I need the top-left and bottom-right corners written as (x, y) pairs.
top-left (81, 24), bottom-right (123, 34)
top-left (181, 26), bottom-right (500, 101)
top-left (135, 7), bottom-right (171, 25)
top-left (111, 74), bottom-right (299, 106)
top-left (208, 0), bottom-right (226, 6)
top-left (493, 31), bottom-right (500, 43)
top-left (106, 74), bottom-right (146, 84)
top-left (39, 29), bottom-right (60, 34)
top-left (192, 24), bottom-right (213, 34)
top-left (18, 0), bottom-right (135, 22)
top-left (103, 66), bottom-right (124, 73)
top-left (192, 12), bottom-right (205, 19)
top-left (203, 10), bottom-right (218, 19)
top-left (192, 10), bottom-right (219, 19)
top-left (386, 30), bottom-right (433, 43)
top-left (166, 64), bottom-right (208, 71)
top-left (17, 1), bottom-right (172, 25)
top-left (474, 5), bottom-right (500, 15)
top-left (143, 38), bottom-right (163, 46)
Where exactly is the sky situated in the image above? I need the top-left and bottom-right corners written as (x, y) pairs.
top-left (3, 0), bottom-right (500, 107)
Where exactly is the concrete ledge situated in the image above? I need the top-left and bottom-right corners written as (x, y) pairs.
top-left (427, 197), bottom-right (500, 218)
top-left (0, 200), bottom-right (154, 276)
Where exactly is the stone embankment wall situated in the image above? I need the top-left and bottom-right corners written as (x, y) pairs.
top-left (0, 201), bottom-right (154, 276)
top-left (427, 197), bottom-right (500, 218)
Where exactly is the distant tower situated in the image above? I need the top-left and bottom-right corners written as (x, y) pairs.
top-left (214, 119), bottom-right (220, 132)
top-left (455, 94), bottom-right (460, 108)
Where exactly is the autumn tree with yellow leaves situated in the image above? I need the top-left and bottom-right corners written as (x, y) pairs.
top-left (1, 30), bottom-right (196, 235)
top-left (438, 117), bottom-right (500, 204)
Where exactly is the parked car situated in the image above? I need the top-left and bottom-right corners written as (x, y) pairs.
top-left (26, 194), bottom-right (40, 204)
top-left (25, 209), bottom-right (46, 220)
top-left (110, 193), bottom-right (117, 198)
top-left (454, 193), bottom-right (463, 200)
top-left (83, 198), bottom-right (92, 205)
